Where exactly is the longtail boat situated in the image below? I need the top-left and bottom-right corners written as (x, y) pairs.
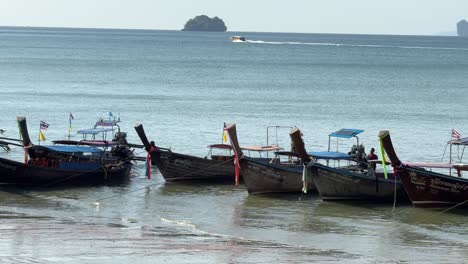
top-left (379, 130), bottom-right (468, 208)
top-left (0, 155), bottom-right (132, 187)
top-left (291, 128), bottom-right (408, 202)
top-left (134, 124), bottom-right (236, 182)
top-left (226, 124), bottom-right (314, 194)
top-left (0, 117), bottom-right (132, 187)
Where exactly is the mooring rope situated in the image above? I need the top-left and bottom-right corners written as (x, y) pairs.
top-left (93, 157), bottom-right (236, 204)
top-left (392, 169), bottom-right (399, 212)
top-left (427, 200), bottom-right (468, 218)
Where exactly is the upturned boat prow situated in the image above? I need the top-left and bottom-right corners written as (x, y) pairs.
top-left (134, 123), bottom-right (152, 151)
top-left (17, 116), bottom-right (32, 147)
top-left (225, 123), bottom-right (243, 158)
top-left (378, 130), bottom-right (401, 167)
top-left (289, 127), bottom-right (311, 163)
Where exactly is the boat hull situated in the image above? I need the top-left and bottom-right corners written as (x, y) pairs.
top-left (311, 163), bottom-right (408, 202)
top-left (396, 166), bottom-right (468, 208)
top-left (0, 157), bottom-right (132, 187)
top-left (151, 149), bottom-right (235, 182)
top-left (241, 157), bottom-right (315, 194)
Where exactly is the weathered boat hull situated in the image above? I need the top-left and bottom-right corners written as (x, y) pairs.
top-left (0, 157), bottom-right (132, 187)
top-left (311, 163), bottom-right (408, 202)
top-left (379, 130), bottom-right (468, 208)
top-left (241, 157), bottom-right (315, 194)
top-left (151, 149), bottom-right (235, 182)
top-left (396, 166), bottom-right (468, 208)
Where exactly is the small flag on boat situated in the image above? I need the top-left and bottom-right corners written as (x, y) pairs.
top-left (452, 128), bottom-right (461, 140)
top-left (222, 128), bottom-right (227, 143)
top-left (39, 130), bottom-right (46, 141)
top-left (69, 113), bottom-right (74, 133)
top-left (40, 120), bottom-right (49, 130)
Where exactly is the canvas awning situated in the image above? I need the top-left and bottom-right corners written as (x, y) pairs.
top-left (242, 145), bottom-right (283, 152)
top-left (329, 129), bottom-right (364, 139)
top-left (77, 128), bottom-right (113, 135)
top-left (308, 151), bottom-right (352, 160)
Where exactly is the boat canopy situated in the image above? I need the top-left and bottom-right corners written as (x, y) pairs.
top-left (80, 140), bottom-right (116, 146)
top-left (39, 145), bottom-right (103, 153)
top-left (242, 145), bottom-right (283, 152)
top-left (308, 151), bottom-right (352, 160)
top-left (447, 137), bottom-right (468, 145)
top-left (95, 120), bottom-right (119, 127)
top-left (77, 128), bottom-right (114, 135)
top-left (329, 129), bottom-right (364, 139)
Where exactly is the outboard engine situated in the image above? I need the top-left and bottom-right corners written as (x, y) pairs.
top-left (349, 144), bottom-right (368, 169)
top-left (113, 132), bottom-right (128, 145)
top-left (111, 144), bottom-right (133, 160)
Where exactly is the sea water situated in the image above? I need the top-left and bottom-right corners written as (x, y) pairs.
top-left (0, 27), bottom-right (467, 263)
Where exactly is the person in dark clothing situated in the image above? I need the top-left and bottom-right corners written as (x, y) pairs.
top-left (367, 148), bottom-right (378, 170)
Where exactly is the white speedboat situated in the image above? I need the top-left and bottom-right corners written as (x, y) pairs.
top-left (230, 36), bottom-right (246, 42)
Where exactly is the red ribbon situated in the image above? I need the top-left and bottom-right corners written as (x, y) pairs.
top-left (146, 146), bottom-right (155, 180)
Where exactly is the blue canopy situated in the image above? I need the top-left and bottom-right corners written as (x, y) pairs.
top-left (77, 128), bottom-right (113, 135)
top-left (41, 145), bottom-right (103, 153)
top-left (329, 128), bottom-right (364, 139)
top-left (308, 151), bottom-right (352, 160)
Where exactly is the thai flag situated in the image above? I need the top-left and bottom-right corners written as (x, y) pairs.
top-left (452, 128), bottom-right (461, 140)
top-left (40, 121), bottom-right (49, 130)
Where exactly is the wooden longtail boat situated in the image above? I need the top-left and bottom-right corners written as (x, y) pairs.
top-left (0, 117), bottom-right (132, 187)
top-left (134, 124), bottom-right (236, 182)
top-left (379, 130), bottom-right (468, 208)
top-left (291, 128), bottom-right (408, 202)
top-left (306, 163), bottom-right (407, 202)
top-left (0, 156), bottom-right (132, 186)
top-left (226, 124), bottom-right (314, 194)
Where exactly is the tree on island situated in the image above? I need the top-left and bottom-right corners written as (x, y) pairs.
top-left (457, 20), bottom-right (468, 37)
top-left (182, 15), bottom-right (227, 32)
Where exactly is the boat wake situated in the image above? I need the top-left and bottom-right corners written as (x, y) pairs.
top-left (160, 217), bottom-right (246, 240)
top-left (243, 40), bottom-right (468, 51)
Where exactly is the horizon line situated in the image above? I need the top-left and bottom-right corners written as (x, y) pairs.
top-left (0, 25), bottom-right (458, 37)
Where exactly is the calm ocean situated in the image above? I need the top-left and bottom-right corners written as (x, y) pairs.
top-left (0, 27), bottom-right (467, 263)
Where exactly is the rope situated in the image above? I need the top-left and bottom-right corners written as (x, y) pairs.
top-left (427, 200), bottom-right (468, 219)
top-left (94, 181), bottom-right (164, 204)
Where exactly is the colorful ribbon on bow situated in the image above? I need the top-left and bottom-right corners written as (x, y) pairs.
top-left (234, 152), bottom-right (240, 186)
top-left (145, 146), bottom-right (155, 179)
top-left (379, 137), bottom-right (388, 179)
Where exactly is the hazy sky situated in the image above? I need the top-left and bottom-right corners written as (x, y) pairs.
top-left (0, 0), bottom-right (467, 35)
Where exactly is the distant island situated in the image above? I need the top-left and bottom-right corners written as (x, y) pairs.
top-left (457, 20), bottom-right (468, 37)
top-left (182, 15), bottom-right (227, 32)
